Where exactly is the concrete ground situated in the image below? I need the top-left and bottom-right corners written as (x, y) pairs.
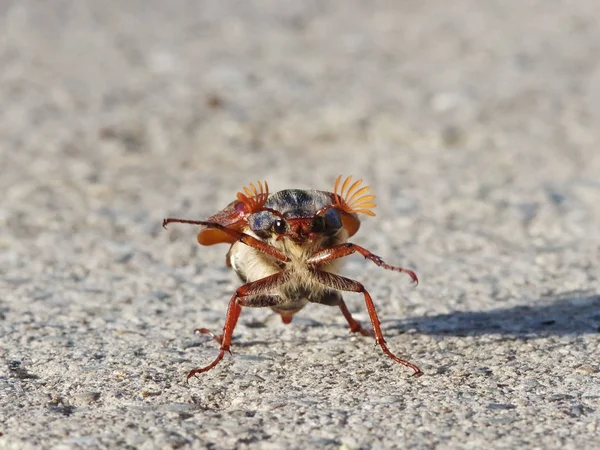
top-left (1, 1), bottom-right (599, 448)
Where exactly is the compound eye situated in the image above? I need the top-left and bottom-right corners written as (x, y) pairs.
top-left (311, 216), bottom-right (326, 233)
top-left (273, 219), bottom-right (287, 235)
top-left (323, 208), bottom-right (342, 231)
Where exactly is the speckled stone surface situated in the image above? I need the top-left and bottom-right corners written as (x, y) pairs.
top-left (1, 1), bottom-right (599, 449)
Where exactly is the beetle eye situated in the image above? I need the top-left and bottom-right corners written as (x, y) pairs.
top-left (273, 219), bottom-right (287, 235)
top-left (311, 216), bottom-right (326, 233)
top-left (322, 208), bottom-right (342, 231)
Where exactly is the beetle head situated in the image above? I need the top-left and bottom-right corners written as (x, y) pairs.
top-left (247, 202), bottom-right (344, 245)
top-left (247, 176), bottom-right (376, 247)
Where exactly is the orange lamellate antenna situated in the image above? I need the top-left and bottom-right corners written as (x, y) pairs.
top-left (236, 181), bottom-right (269, 213)
top-left (333, 175), bottom-right (376, 216)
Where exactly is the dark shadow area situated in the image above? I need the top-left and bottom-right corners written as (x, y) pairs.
top-left (183, 291), bottom-right (600, 346)
top-left (396, 291), bottom-right (600, 337)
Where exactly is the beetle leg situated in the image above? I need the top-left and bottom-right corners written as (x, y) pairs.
top-left (195, 295), bottom-right (285, 343)
top-left (337, 296), bottom-right (374, 337)
top-left (163, 218), bottom-right (289, 263)
top-left (187, 296), bottom-right (241, 380)
top-left (306, 243), bottom-right (418, 284)
top-left (310, 269), bottom-right (422, 377)
top-left (187, 272), bottom-right (286, 381)
top-left (240, 294), bottom-right (286, 307)
top-left (194, 327), bottom-right (223, 344)
top-left (309, 290), bottom-right (373, 337)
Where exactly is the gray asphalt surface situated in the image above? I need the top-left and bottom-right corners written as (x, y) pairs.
top-left (1, 1), bottom-right (600, 449)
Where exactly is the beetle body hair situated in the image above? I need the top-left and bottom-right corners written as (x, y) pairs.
top-left (228, 189), bottom-right (350, 316)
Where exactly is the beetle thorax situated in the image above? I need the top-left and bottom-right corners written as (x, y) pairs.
top-left (264, 189), bottom-right (333, 216)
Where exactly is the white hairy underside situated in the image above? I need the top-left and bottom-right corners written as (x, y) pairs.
top-left (228, 228), bottom-right (349, 304)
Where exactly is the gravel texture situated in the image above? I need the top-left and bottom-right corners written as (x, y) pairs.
top-left (1, 1), bottom-right (600, 449)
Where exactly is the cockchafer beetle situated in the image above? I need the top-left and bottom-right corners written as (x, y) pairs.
top-left (163, 175), bottom-right (422, 380)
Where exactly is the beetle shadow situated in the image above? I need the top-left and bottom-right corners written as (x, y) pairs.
top-left (393, 290), bottom-right (600, 337)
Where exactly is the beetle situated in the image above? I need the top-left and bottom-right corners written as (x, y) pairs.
top-left (163, 175), bottom-right (422, 380)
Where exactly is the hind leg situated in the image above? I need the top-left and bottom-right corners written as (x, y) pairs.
top-left (196, 295), bottom-right (286, 343)
top-left (310, 290), bottom-right (373, 337)
top-left (310, 270), bottom-right (422, 377)
top-left (187, 273), bottom-right (286, 381)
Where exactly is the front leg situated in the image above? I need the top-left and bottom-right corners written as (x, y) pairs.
top-left (163, 218), bottom-right (289, 263)
top-left (307, 243), bottom-right (418, 284)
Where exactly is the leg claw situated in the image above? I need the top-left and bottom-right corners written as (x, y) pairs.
top-left (194, 328), bottom-right (224, 344)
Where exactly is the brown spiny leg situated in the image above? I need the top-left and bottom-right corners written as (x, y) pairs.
top-left (310, 290), bottom-right (373, 337)
top-left (187, 272), bottom-right (287, 382)
top-left (163, 218), bottom-right (289, 263)
top-left (337, 296), bottom-right (374, 337)
top-left (195, 294), bottom-right (286, 344)
top-left (306, 243), bottom-right (418, 284)
top-left (187, 295), bottom-right (241, 381)
top-left (194, 327), bottom-right (223, 344)
top-left (311, 269), bottom-right (423, 377)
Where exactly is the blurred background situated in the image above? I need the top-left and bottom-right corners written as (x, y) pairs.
top-left (1, 1), bottom-right (599, 448)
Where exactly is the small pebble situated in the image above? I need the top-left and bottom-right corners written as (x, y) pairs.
top-left (574, 364), bottom-right (598, 374)
top-left (487, 403), bottom-right (516, 410)
top-left (74, 391), bottom-right (101, 405)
